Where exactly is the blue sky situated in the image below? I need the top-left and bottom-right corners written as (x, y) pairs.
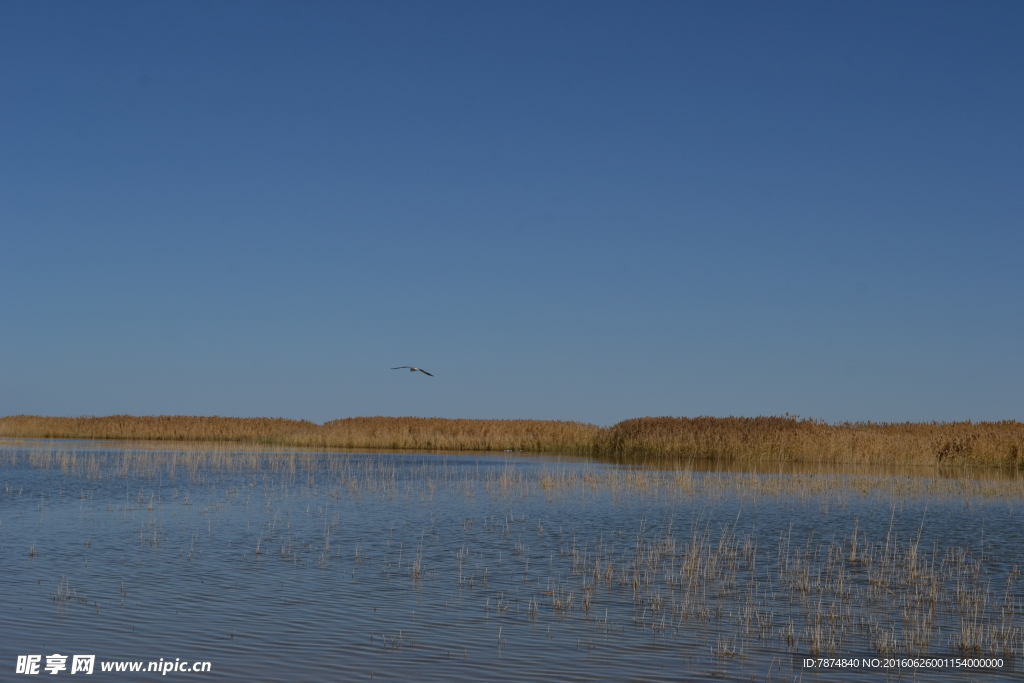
top-left (1, 1), bottom-right (1021, 426)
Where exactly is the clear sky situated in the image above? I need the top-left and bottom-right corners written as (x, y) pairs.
top-left (1, 1), bottom-right (1021, 426)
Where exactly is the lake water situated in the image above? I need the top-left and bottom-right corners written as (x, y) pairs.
top-left (2, 440), bottom-right (1023, 681)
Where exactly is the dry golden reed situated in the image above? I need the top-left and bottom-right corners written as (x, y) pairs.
top-left (0, 415), bottom-right (600, 454)
top-left (1, 414), bottom-right (1023, 466)
top-left (603, 416), bottom-right (1024, 466)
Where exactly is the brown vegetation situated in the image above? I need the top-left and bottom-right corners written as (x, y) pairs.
top-left (0, 414), bottom-right (321, 443)
top-left (0, 414), bottom-right (600, 454)
top-left (1, 414), bottom-right (1022, 466)
top-left (604, 416), bottom-right (1024, 466)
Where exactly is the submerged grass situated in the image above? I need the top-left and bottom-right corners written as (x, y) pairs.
top-left (5, 445), bottom-right (1024, 503)
top-left (2, 414), bottom-right (1024, 467)
top-left (8, 445), bottom-right (1023, 666)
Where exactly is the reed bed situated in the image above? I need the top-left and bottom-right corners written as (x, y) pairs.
top-left (2, 414), bottom-right (1024, 466)
top-left (605, 417), bottom-right (1024, 467)
top-left (0, 415), bottom-right (598, 454)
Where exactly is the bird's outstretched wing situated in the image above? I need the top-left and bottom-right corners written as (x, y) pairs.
top-left (417, 369), bottom-right (434, 376)
top-left (391, 366), bottom-right (412, 370)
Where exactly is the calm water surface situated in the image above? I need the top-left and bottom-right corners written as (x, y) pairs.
top-left (1, 440), bottom-right (1023, 682)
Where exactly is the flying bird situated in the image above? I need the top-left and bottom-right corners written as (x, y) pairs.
top-left (391, 366), bottom-right (434, 376)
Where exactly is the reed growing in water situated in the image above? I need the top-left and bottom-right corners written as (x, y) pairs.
top-left (1, 414), bottom-right (1022, 467)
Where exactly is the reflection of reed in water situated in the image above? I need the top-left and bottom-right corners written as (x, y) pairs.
top-left (5, 445), bottom-right (1024, 502)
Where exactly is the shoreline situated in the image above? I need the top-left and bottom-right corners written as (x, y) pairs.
top-left (2, 414), bottom-right (1022, 467)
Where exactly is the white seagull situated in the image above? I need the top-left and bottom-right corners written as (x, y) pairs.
top-left (391, 366), bottom-right (434, 377)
